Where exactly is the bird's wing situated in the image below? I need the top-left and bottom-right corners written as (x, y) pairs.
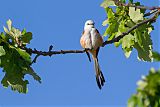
top-left (80, 30), bottom-right (92, 62)
top-left (95, 29), bottom-right (103, 46)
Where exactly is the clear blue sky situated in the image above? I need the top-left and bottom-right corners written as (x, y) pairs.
top-left (0, 0), bottom-right (159, 107)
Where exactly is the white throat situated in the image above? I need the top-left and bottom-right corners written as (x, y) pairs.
top-left (84, 20), bottom-right (95, 30)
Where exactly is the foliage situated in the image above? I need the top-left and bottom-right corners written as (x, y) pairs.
top-left (101, 0), bottom-right (154, 61)
top-left (101, 0), bottom-right (160, 106)
top-left (128, 68), bottom-right (160, 107)
top-left (152, 51), bottom-right (160, 62)
top-left (0, 20), bottom-right (41, 93)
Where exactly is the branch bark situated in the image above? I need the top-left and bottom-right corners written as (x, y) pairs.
top-left (144, 9), bottom-right (158, 17)
top-left (21, 46), bottom-right (87, 56)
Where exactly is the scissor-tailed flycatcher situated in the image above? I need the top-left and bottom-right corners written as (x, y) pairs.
top-left (80, 20), bottom-right (105, 89)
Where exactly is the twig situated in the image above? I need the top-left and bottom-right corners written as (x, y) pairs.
top-left (102, 10), bottom-right (160, 47)
top-left (31, 54), bottom-right (40, 64)
top-left (114, 0), bottom-right (160, 10)
top-left (21, 46), bottom-right (87, 56)
top-left (49, 45), bottom-right (53, 52)
top-left (144, 9), bottom-right (158, 17)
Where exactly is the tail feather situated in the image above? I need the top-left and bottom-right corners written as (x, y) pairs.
top-left (86, 51), bottom-right (91, 62)
top-left (100, 71), bottom-right (105, 83)
top-left (96, 76), bottom-right (102, 89)
top-left (94, 57), bottom-right (105, 89)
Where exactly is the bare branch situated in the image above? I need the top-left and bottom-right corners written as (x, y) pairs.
top-left (48, 45), bottom-right (53, 52)
top-left (20, 46), bottom-right (87, 57)
top-left (144, 9), bottom-right (158, 17)
top-left (31, 54), bottom-right (40, 64)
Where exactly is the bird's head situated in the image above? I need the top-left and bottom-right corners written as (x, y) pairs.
top-left (84, 20), bottom-right (95, 30)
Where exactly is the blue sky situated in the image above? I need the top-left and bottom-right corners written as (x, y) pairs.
top-left (0, 0), bottom-right (159, 107)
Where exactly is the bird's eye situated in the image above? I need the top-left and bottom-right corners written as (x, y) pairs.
top-left (87, 23), bottom-right (90, 25)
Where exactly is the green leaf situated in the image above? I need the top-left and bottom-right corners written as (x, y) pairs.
top-left (21, 28), bottom-right (26, 35)
top-left (0, 50), bottom-right (34, 94)
top-left (104, 22), bottom-right (119, 36)
top-left (0, 46), bottom-right (6, 56)
top-left (122, 34), bottom-right (134, 58)
top-left (129, 7), bottom-right (144, 23)
top-left (3, 20), bottom-right (22, 40)
top-left (11, 27), bottom-right (21, 37)
top-left (0, 33), bottom-right (10, 42)
top-left (134, 29), bottom-right (142, 47)
top-left (137, 80), bottom-right (147, 90)
top-left (0, 48), bottom-right (29, 93)
top-left (124, 49), bottom-right (132, 58)
top-left (114, 41), bottom-right (122, 47)
top-left (122, 34), bottom-right (134, 49)
top-left (118, 20), bottom-right (128, 33)
top-left (152, 51), bottom-right (160, 61)
top-left (3, 26), bottom-right (9, 34)
top-left (22, 67), bottom-right (41, 83)
top-left (120, 0), bottom-right (126, 3)
top-left (21, 32), bottom-right (32, 44)
top-left (126, 20), bottom-right (135, 28)
top-left (134, 25), bottom-right (153, 62)
top-left (134, 43), bottom-right (152, 62)
top-left (106, 8), bottom-right (114, 19)
top-left (103, 12), bottom-right (119, 36)
top-left (101, 0), bottom-right (115, 8)
top-left (134, 2), bottom-right (141, 6)
top-left (1, 72), bottom-right (29, 93)
top-left (102, 19), bottom-right (108, 26)
top-left (16, 48), bottom-right (31, 63)
top-left (7, 19), bottom-right (12, 31)
top-left (148, 27), bottom-right (153, 34)
top-left (144, 98), bottom-right (150, 106)
top-left (128, 95), bottom-right (137, 107)
top-left (129, 0), bottom-right (133, 3)
top-left (134, 30), bottom-right (153, 62)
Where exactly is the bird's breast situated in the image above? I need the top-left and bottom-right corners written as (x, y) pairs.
top-left (90, 28), bottom-right (101, 49)
top-left (80, 28), bottom-right (103, 50)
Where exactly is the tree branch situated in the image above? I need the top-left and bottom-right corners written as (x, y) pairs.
top-left (102, 10), bottom-right (160, 47)
top-left (21, 46), bottom-right (87, 56)
top-left (144, 9), bottom-right (158, 17)
top-left (114, 0), bottom-right (160, 10)
top-left (31, 54), bottom-right (40, 64)
top-left (19, 10), bottom-right (160, 58)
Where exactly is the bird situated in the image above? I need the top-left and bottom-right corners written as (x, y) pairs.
top-left (80, 20), bottom-right (105, 89)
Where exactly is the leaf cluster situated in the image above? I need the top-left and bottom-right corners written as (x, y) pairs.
top-left (0, 20), bottom-right (41, 93)
top-left (128, 68), bottom-right (160, 107)
top-left (101, 0), bottom-right (155, 61)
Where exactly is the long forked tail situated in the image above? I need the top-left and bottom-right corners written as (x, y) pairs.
top-left (86, 51), bottom-right (91, 62)
top-left (93, 57), bottom-right (105, 89)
